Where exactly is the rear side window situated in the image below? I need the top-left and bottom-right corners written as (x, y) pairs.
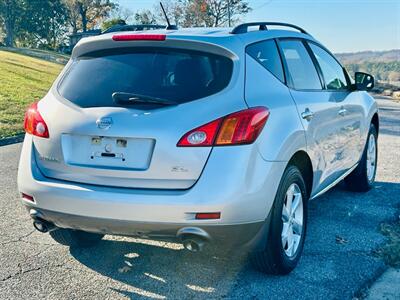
top-left (58, 48), bottom-right (233, 108)
top-left (279, 40), bottom-right (322, 90)
top-left (246, 40), bottom-right (284, 82)
top-left (308, 43), bottom-right (349, 90)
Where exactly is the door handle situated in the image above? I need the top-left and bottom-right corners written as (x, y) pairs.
top-left (338, 107), bottom-right (347, 116)
top-left (301, 108), bottom-right (314, 121)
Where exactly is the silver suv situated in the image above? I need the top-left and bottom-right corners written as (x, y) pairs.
top-left (18, 22), bottom-right (379, 274)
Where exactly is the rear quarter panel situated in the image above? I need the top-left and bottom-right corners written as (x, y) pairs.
top-left (244, 54), bottom-right (307, 162)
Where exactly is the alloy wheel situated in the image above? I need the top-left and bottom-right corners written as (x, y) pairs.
top-left (281, 183), bottom-right (304, 258)
top-left (366, 134), bottom-right (377, 182)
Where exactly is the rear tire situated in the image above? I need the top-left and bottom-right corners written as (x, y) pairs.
top-left (250, 165), bottom-right (308, 275)
top-left (345, 124), bottom-right (378, 192)
top-left (50, 228), bottom-right (104, 248)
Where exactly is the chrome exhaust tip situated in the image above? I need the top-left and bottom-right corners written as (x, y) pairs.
top-left (177, 227), bottom-right (210, 252)
top-left (32, 219), bottom-right (56, 233)
top-left (30, 209), bottom-right (55, 233)
top-left (182, 237), bottom-right (205, 252)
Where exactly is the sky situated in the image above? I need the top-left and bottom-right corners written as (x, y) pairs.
top-left (117, 0), bottom-right (400, 53)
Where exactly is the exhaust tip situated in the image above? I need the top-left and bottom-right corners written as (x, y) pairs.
top-left (177, 227), bottom-right (210, 252)
top-left (33, 220), bottom-right (49, 233)
top-left (182, 237), bottom-right (206, 252)
top-left (30, 209), bottom-right (55, 233)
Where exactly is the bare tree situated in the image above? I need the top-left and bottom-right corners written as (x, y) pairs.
top-left (207, 0), bottom-right (251, 27)
top-left (64, 0), bottom-right (81, 34)
top-left (110, 6), bottom-right (134, 23)
top-left (153, 0), bottom-right (250, 28)
top-left (153, 0), bottom-right (185, 27)
top-left (134, 10), bottom-right (157, 25)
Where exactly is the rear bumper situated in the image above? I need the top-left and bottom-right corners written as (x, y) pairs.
top-left (26, 207), bottom-right (266, 247)
top-left (18, 134), bottom-right (287, 248)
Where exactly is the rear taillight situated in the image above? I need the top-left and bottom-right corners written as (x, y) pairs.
top-left (177, 107), bottom-right (269, 147)
top-left (177, 118), bottom-right (222, 147)
top-left (24, 102), bottom-right (49, 138)
top-left (112, 34), bottom-right (166, 41)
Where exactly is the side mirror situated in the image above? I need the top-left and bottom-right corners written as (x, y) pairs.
top-left (354, 72), bottom-right (374, 91)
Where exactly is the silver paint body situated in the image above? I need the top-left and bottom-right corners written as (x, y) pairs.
top-left (18, 28), bottom-right (378, 244)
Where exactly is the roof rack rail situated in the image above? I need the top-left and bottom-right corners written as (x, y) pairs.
top-left (231, 22), bottom-right (309, 35)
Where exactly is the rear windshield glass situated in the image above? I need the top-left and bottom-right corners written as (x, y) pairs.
top-left (58, 47), bottom-right (233, 108)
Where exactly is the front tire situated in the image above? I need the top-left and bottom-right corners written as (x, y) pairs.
top-left (250, 165), bottom-right (308, 275)
top-left (345, 124), bottom-right (378, 192)
top-left (50, 228), bottom-right (104, 248)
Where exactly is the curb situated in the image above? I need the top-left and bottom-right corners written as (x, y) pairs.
top-left (0, 133), bottom-right (25, 146)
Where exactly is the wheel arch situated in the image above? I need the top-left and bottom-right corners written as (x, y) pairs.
top-left (371, 112), bottom-right (379, 136)
top-left (288, 150), bottom-right (313, 198)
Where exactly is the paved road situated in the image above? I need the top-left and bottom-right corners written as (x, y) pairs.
top-left (1, 98), bottom-right (399, 300)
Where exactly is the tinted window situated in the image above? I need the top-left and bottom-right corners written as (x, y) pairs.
top-left (58, 48), bottom-right (233, 108)
top-left (280, 40), bottom-right (322, 90)
top-left (246, 40), bottom-right (284, 82)
top-left (309, 43), bottom-right (348, 90)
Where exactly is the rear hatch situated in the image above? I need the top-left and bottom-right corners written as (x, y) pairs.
top-left (33, 36), bottom-right (246, 189)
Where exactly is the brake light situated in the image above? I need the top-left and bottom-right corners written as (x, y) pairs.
top-left (23, 102), bottom-right (49, 138)
top-left (177, 107), bottom-right (269, 147)
top-left (112, 34), bottom-right (166, 41)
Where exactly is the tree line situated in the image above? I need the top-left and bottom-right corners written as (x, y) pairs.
top-left (0, 0), bottom-right (250, 50)
top-left (345, 61), bottom-right (400, 83)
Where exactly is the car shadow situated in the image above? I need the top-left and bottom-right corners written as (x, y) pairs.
top-left (70, 237), bottom-right (249, 299)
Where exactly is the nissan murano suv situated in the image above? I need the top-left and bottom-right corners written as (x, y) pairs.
top-left (18, 22), bottom-right (379, 274)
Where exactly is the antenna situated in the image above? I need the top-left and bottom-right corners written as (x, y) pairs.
top-left (160, 2), bottom-right (178, 30)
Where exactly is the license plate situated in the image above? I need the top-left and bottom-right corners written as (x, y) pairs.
top-left (90, 137), bottom-right (128, 161)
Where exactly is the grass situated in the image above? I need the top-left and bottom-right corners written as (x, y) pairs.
top-left (0, 50), bottom-right (63, 138)
top-left (1, 47), bottom-right (70, 64)
top-left (374, 218), bottom-right (400, 267)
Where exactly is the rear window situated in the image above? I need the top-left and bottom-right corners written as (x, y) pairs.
top-left (58, 48), bottom-right (233, 108)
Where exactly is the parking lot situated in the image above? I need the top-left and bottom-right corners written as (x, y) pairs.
top-left (0, 97), bottom-right (399, 300)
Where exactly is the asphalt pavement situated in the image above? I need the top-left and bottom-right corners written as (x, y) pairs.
top-left (0, 97), bottom-right (399, 299)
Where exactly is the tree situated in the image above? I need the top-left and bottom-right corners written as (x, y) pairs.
top-left (109, 5), bottom-right (133, 23)
top-left (64, 0), bottom-right (116, 32)
top-left (134, 10), bottom-right (157, 25)
top-left (18, 0), bottom-right (68, 49)
top-left (153, 0), bottom-right (185, 27)
top-left (64, 0), bottom-right (81, 34)
top-left (206, 0), bottom-right (251, 27)
top-left (78, 0), bottom-right (116, 32)
top-left (0, 0), bottom-right (23, 46)
top-left (101, 18), bottom-right (125, 31)
top-left (182, 0), bottom-right (212, 27)
top-left (152, 0), bottom-right (251, 27)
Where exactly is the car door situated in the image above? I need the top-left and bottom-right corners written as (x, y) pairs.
top-left (307, 42), bottom-right (364, 171)
top-left (278, 39), bottom-right (343, 196)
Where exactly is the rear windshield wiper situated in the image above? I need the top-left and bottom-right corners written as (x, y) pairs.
top-left (112, 92), bottom-right (178, 106)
